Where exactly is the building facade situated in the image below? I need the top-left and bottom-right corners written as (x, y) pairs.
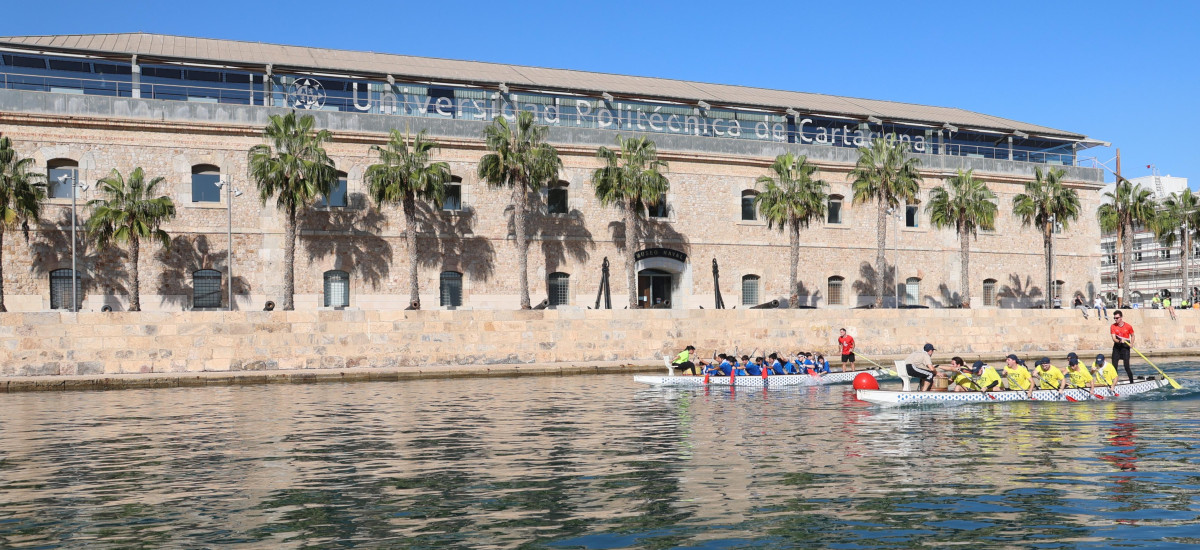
top-left (1099, 174), bottom-right (1194, 306)
top-left (0, 33), bottom-right (1106, 312)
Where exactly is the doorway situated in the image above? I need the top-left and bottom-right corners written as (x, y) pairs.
top-left (638, 268), bottom-right (673, 308)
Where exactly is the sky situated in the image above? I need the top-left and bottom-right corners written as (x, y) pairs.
top-left (2, 0), bottom-right (1197, 185)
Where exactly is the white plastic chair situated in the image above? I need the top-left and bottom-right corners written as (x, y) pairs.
top-left (663, 356), bottom-right (673, 376)
top-left (894, 360), bottom-right (911, 392)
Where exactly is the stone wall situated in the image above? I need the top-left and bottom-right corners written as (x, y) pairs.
top-left (2, 308), bottom-right (1194, 377)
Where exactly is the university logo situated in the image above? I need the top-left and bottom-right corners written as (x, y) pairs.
top-left (287, 77), bottom-right (326, 110)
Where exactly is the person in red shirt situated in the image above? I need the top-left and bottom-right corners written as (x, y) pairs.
top-left (1110, 310), bottom-right (1135, 383)
top-left (837, 328), bottom-right (856, 373)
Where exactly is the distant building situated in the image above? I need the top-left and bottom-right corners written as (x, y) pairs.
top-left (1099, 174), bottom-right (1193, 306)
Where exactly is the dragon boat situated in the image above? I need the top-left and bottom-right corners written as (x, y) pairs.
top-left (856, 378), bottom-right (1170, 406)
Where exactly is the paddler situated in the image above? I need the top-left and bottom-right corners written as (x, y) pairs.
top-left (768, 353), bottom-right (788, 375)
top-left (942, 356), bottom-right (974, 391)
top-left (670, 345), bottom-right (697, 375)
top-left (1028, 357), bottom-right (1065, 399)
top-left (903, 343), bottom-right (938, 392)
top-left (744, 356), bottom-right (764, 376)
top-left (1059, 352), bottom-right (1095, 397)
top-left (952, 359), bottom-right (1001, 392)
top-left (1000, 354), bottom-right (1032, 391)
top-left (1090, 353), bottom-right (1118, 393)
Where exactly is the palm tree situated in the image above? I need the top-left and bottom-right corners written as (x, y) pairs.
top-left (0, 134), bottom-right (46, 312)
top-left (85, 167), bottom-right (176, 311)
top-left (850, 136), bottom-right (922, 307)
top-left (592, 135), bottom-right (671, 309)
top-left (365, 129), bottom-right (451, 310)
top-left (1013, 167), bottom-right (1081, 309)
top-left (1152, 188), bottom-right (1198, 303)
top-left (477, 111), bottom-right (562, 309)
top-left (1096, 179), bottom-right (1156, 307)
top-left (754, 153), bottom-right (828, 308)
top-left (925, 169), bottom-right (997, 308)
top-left (247, 112), bottom-right (337, 311)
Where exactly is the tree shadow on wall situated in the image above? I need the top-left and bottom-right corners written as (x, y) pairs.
top-left (793, 281), bottom-right (822, 308)
top-left (30, 212), bottom-right (129, 303)
top-left (535, 209), bottom-right (594, 275)
top-left (997, 273), bottom-right (1045, 309)
top-left (927, 284), bottom-right (964, 308)
top-left (606, 207), bottom-right (691, 255)
top-left (415, 203), bottom-right (495, 283)
top-left (155, 234), bottom-right (251, 309)
top-left (300, 193), bottom-right (392, 290)
top-left (852, 261), bottom-right (895, 307)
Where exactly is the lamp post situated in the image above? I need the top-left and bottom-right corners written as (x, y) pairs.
top-left (886, 206), bottom-right (901, 308)
top-left (58, 173), bottom-right (89, 312)
top-left (216, 178), bottom-right (242, 310)
top-left (1049, 214), bottom-right (1057, 309)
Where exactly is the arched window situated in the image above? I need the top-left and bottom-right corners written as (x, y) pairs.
top-left (741, 274), bottom-right (760, 306)
top-left (443, 176), bottom-right (463, 212)
top-left (827, 276), bottom-right (845, 306)
top-left (905, 200), bottom-right (920, 228)
top-left (192, 164), bottom-right (221, 203)
top-left (440, 271), bottom-right (463, 307)
top-left (548, 272), bottom-right (570, 306)
top-left (647, 195), bottom-right (668, 219)
top-left (47, 159), bottom-right (79, 199)
top-left (317, 170), bottom-right (348, 208)
top-left (324, 270), bottom-right (350, 308)
top-left (982, 278), bottom-right (997, 307)
top-left (49, 268), bottom-right (81, 310)
top-left (547, 181), bottom-right (569, 215)
top-left (193, 269), bottom-right (223, 309)
top-left (1052, 279), bottom-right (1065, 307)
top-left (741, 190), bottom-right (758, 221)
top-left (827, 194), bottom-right (844, 224)
top-left (904, 277), bottom-right (920, 306)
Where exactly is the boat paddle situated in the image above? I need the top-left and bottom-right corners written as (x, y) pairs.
top-left (1126, 341), bottom-right (1182, 389)
top-left (853, 351), bottom-right (899, 376)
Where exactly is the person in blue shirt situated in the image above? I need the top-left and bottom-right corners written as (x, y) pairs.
top-left (744, 356), bottom-right (764, 376)
top-left (703, 354), bottom-right (729, 376)
top-left (813, 354), bottom-right (832, 373)
top-left (735, 355), bottom-right (751, 375)
top-left (800, 353), bottom-right (816, 373)
top-left (768, 353), bottom-right (788, 375)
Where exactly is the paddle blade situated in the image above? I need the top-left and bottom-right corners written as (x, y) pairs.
top-left (1064, 394), bottom-right (1078, 402)
top-left (1168, 376), bottom-right (1183, 390)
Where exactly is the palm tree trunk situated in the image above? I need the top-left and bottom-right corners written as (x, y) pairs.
top-left (404, 194), bottom-right (420, 309)
top-left (1121, 220), bottom-right (1132, 307)
top-left (129, 237), bottom-right (141, 312)
top-left (283, 204), bottom-right (296, 311)
top-left (789, 221), bottom-right (799, 308)
top-left (513, 181), bottom-right (530, 309)
top-left (960, 232), bottom-right (970, 308)
top-left (0, 226), bottom-right (6, 313)
top-left (625, 199), bottom-right (639, 309)
top-left (875, 199), bottom-right (887, 308)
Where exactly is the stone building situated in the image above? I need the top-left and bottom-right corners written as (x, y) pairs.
top-left (0, 33), bottom-right (1106, 312)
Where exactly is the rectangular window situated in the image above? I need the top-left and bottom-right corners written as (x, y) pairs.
top-left (49, 269), bottom-right (82, 310)
top-left (443, 185), bottom-right (462, 211)
top-left (905, 204), bottom-right (919, 228)
top-left (193, 271), bottom-right (222, 309)
top-left (548, 188), bottom-right (568, 214)
top-left (440, 272), bottom-right (463, 307)
top-left (828, 278), bottom-right (843, 305)
top-left (548, 274), bottom-right (570, 306)
top-left (191, 172), bottom-right (221, 203)
top-left (648, 200), bottom-right (668, 219)
top-left (983, 280), bottom-right (997, 307)
top-left (741, 195), bottom-right (756, 221)
top-left (1160, 248), bottom-right (1172, 260)
top-left (741, 276), bottom-right (759, 306)
top-left (46, 167), bottom-right (77, 199)
top-left (318, 177), bottom-right (348, 208)
top-left (827, 199), bottom-right (842, 224)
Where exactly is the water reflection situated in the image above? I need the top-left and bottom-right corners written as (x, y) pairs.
top-left (0, 364), bottom-right (1198, 548)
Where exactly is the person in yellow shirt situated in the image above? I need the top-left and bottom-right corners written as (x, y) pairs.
top-left (1090, 353), bottom-right (1118, 393)
top-left (1029, 357), bottom-right (1064, 399)
top-left (1059, 352), bottom-right (1096, 397)
top-left (972, 360), bottom-right (1003, 392)
top-left (1001, 354), bottom-right (1032, 391)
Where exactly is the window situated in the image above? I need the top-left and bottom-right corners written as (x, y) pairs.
top-left (47, 159), bottom-right (79, 199)
top-left (983, 278), bottom-right (997, 307)
top-left (1134, 242), bottom-right (1143, 262)
top-left (741, 275), bottom-right (760, 306)
top-left (440, 271), bottom-right (463, 307)
top-left (1052, 280), bottom-right (1065, 304)
top-left (904, 277), bottom-right (920, 306)
top-left (547, 181), bottom-right (569, 215)
top-left (443, 176), bottom-right (462, 212)
top-left (741, 190), bottom-right (758, 221)
top-left (49, 269), bottom-right (81, 310)
top-left (317, 171), bottom-right (348, 208)
top-left (192, 164), bottom-right (221, 203)
top-left (193, 269), bottom-right (222, 309)
top-left (548, 272), bottom-right (570, 306)
top-left (324, 270), bottom-right (350, 308)
top-left (828, 276), bottom-right (845, 306)
top-left (647, 196), bottom-right (668, 219)
top-left (1160, 248), bottom-right (1172, 260)
top-left (827, 195), bottom-right (843, 224)
top-left (905, 202), bottom-right (919, 228)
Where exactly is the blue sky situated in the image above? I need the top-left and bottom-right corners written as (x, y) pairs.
top-left (3, 1), bottom-right (1197, 185)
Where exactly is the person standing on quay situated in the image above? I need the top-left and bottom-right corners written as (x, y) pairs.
top-left (837, 328), bottom-right (856, 373)
top-left (1110, 310), bottom-right (1136, 383)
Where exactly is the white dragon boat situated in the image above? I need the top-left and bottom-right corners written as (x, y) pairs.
top-left (635, 360), bottom-right (892, 388)
top-left (856, 378), bottom-right (1170, 406)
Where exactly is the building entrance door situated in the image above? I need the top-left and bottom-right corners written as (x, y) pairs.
top-left (637, 269), bottom-right (673, 308)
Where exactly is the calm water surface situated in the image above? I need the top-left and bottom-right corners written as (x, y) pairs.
top-left (1, 362), bottom-right (1199, 549)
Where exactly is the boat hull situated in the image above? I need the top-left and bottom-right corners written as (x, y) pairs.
top-left (634, 369), bottom-right (891, 388)
top-left (856, 379), bottom-right (1170, 406)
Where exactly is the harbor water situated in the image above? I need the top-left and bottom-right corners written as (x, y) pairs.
top-left (1, 362), bottom-right (1198, 548)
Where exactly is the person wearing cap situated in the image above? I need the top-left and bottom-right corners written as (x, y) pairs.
top-left (1091, 353), bottom-right (1118, 392)
top-left (1028, 357), bottom-right (1065, 398)
top-left (671, 345), bottom-right (698, 375)
top-left (1000, 354), bottom-right (1032, 391)
top-left (1110, 310), bottom-right (1136, 383)
top-left (902, 343), bottom-right (938, 391)
top-left (1060, 352), bottom-right (1096, 396)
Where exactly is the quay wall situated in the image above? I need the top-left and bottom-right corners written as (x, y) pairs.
top-left (1, 308), bottom-right (1195, 378)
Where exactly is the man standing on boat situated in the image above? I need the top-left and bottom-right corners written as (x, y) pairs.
top-left (837, 328), bottom-right (856, 373)
top-left (670, 345), bottom-right (697, 375)
top-left (903, 343), bottom-right (938, 392)
top-left (1110, 310), bottom-right (1136, 383)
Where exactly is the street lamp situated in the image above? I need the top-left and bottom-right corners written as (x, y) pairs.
top-left (58, 173), bottom-right (89, 312)
top-left (215, 178), bottom-right (243, 310)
